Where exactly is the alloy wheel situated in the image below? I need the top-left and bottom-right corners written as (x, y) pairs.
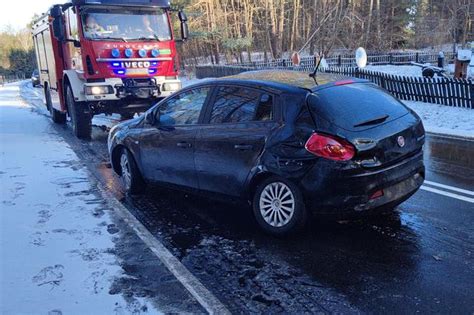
top-left (120, 153), bottom-right (132, 190)
top-left (259, 182), bottom-right (295, 227)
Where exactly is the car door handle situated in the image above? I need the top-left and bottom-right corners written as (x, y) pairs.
top-left (177, 142), bottom-right (192, 148)
top-left (234, 144), bottom-right (253, 150)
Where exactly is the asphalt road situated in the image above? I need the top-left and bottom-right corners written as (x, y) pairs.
top-left (21, 82), bottom-right (474, 313)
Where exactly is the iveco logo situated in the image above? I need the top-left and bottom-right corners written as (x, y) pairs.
top-left (121, 61), bottom-right (151, 69)
top-left (397, 136), bottom-right (406, 148)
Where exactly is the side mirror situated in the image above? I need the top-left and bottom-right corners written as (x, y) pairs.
top-left (51, 6), bottom-right (65, 41)
top-left (180, 22), bottom-right (189, 41)
top-left (178, 11), bottom-right (187, 22)
top-left (145, 110), bottom-right (158, 126)
top-left (178, 11), bottom-right (188, 41)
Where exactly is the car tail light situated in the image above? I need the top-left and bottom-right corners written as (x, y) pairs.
top-left (370, 189), bottom-right (384, 200)
top-left (305, 133), bottom-right (356, 161)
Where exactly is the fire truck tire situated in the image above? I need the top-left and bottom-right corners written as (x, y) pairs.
top-left (66, 85), bottom-right (91, 139)
top-left (46, 85), bottom-right (66, 124)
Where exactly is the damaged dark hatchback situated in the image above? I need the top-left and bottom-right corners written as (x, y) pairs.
top-left (108, 70), bottom-right (425, 235)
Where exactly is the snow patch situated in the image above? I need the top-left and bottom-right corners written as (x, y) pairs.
top-left (403, 101), bottom-right (474, 139)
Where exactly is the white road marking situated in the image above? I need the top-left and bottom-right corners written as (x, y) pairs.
top-left (97, 185), bottom-right (230, 315)
top-left (420, 185), bottom-right (474, 203)
top-left (424, 180), bottom-right (474, 196)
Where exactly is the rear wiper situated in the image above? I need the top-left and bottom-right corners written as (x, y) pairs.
top-left (353, 115), bottom-right (389, 128)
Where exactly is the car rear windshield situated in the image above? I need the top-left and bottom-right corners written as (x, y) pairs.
top-left (307, 83), bottom-right (409, 131)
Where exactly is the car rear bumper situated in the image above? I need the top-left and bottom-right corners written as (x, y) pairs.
top-left (301, 150), bottom-right (424, 216)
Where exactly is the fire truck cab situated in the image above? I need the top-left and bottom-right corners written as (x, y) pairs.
top-left (32, 0), bottom-right (188, 139)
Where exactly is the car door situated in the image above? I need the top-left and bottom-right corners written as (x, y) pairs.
top-left (138, 86), bottom-right (212, 188)
top-left (195, 85), bottom-right (278, 196)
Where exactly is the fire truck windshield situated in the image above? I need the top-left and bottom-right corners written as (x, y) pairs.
top-left (81, 8), bottom-right (172, 41)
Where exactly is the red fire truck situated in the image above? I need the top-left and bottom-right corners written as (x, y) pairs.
top-left (32, 0), bottom-right (188, 139)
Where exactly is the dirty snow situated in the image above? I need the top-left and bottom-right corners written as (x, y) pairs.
top-left (0, 83), bottom-right (159, 314)
top-left (366, 64), bottom-right (473, 79)
top-left (403, 101), bottom-right (474, 138)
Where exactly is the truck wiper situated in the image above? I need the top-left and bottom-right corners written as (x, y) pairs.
top-left (132, 36), bottom-right (161, 42)
top-left (99, 36), bottom-right (128, 42)
top-left (353, 115), bottom-right (389, 127)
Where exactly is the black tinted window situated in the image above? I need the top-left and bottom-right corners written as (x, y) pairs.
top-left (210, 86), bottom-right (272, 123)
top-left (159, 87), bottom-right (210, 126)
top-left (308, 83), bottom-right (409, 131)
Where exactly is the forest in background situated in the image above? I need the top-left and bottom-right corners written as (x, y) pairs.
top-left (175, 0), bottom-right (473, 64)
top-left (0, 0), bottom-right (472, 76)
top-left (0, 26), bottom-right (35, 78)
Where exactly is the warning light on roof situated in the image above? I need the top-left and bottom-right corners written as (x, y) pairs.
top-left (125, 49), bottom-right (133, 58)
top-left (139, 49), bottom-right (148, 58)
top-left (111, 48), bottom-right (120, 58)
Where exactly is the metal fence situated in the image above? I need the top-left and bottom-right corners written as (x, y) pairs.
top-left (0, 74), bottom-right (27, 86)
top-left (195, 65), bottom-right (474, 109)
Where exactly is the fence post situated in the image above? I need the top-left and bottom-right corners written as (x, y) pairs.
top-left (438, 52), bottom-right (445, 68)
top-left (338, 55), bottom-right (342, 67)
top-left (389, 53), bottom-right (393, 65)
top-left (415, 52), bottom-right (419, 63)
top-left (470, 80), bottom-right (474, 109)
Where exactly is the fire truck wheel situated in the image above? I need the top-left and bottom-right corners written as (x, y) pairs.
top-left (66, 85), bottom-right (91, 140)
top-left (46, 85), bottom-right (66, 124)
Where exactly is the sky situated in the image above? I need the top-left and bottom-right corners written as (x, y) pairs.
top-left (1, 0), bottom-right (57, 30)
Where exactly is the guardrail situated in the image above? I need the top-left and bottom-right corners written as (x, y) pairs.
top-left (195, 65), bottom-right (473, 109)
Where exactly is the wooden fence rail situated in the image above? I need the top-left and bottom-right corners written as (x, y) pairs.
top-left (195, 65), bottom-right (474, 109)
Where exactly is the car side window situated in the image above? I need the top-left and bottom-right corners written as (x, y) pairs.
top-left (210, 86), bottom-right (273, 124)
top-left (158, 87), bottom-right (210, 126)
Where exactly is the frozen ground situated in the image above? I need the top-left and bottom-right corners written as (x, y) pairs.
top-left (403, 101), bottom-right (474, 139)
top-left (0, 83), bottom-right (202, 314)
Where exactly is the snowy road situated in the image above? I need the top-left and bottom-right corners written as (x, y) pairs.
top-left (2, 81), bottom-right (474, 313)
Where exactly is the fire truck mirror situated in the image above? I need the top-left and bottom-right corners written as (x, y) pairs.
top-left (178, 11), bottom-right (187, 22)
top-left (180, 22), bottom-right (189, 41)
top-left (53, 18), bottom-right (66, 41)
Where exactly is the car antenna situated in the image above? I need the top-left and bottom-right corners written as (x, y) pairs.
top-left (309, 56), bottom-right (323, 85)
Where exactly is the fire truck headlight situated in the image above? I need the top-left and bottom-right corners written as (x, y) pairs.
top-left (86, 86), bottom-right (114, 95)
top-left (163, 82), bottom-right (181, 91)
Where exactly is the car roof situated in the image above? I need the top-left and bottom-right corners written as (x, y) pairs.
top-left (220, 70), bottom-right (355, 92)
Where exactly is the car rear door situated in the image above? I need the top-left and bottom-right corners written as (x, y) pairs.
top-left (195, 85), bottom-right (278, 196)
top-left (138, 86), bottom-right (212, 188)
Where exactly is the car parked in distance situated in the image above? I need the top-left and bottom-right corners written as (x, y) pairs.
top-left (108, 70), bottom-right (425, 235)
top-left (31, 69), bottom-right (40, 87)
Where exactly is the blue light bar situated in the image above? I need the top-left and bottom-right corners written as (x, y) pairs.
top-left (114, 69), bottom-right (126, 75)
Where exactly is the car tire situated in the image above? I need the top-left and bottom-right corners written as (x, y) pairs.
top-left (119, 148), bottom-right (145, 194)
top-left (65, 85), bottom-right (91, 139)
top-left (253, 176), bottom-right (307, 235)
top-left (46, 85), bottom-right (66, 124)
